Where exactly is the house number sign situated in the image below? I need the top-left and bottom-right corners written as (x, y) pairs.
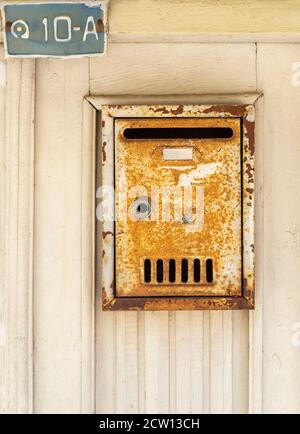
top-left (2, 2), bottom-right (107, 58)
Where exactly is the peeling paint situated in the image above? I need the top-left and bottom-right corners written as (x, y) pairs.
top-left (102, 141), bottom-right (107, 162)
top-left (178, 162), bottom-right (221, 186)
top-left (102, 231), bottom-right (113, 239)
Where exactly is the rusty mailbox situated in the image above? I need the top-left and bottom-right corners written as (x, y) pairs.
top-left (100, 104), bottom-right (255, 311)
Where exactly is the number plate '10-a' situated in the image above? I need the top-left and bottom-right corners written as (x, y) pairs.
top-left (2, 2), bottom-right (107, 57)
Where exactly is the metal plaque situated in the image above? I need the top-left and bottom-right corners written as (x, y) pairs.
top-left (2, 2), bottom-right (107, 58)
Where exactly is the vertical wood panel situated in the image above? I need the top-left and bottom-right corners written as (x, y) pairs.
top-left (173, 312), bottom-right (204, 413)
top-left (233, 311), bottom-right (249, 413)
top-left (202, 312), bottom-right (211, 414)
top-left (144, 312), bottom-right (169, 413)
top-left (209, 312), bottom-right (232, 413)
top-left (137, 312), bottom-right (145, 413)
top-left (95, 106), bottom-right (141, 414)
top-left (81, 100), bottom-right (96, 413)
top-left (257, 44), bottom-right (300, 414)
top-left (249, 95), bottom-right (264, 414)
top-left (34, 59), bottom-right (89, 413)
top-left (0, 49), bottom-right (35, 413)
top-left (96, 307), bottom-right (116, 413)
top-left (115, 312), bottom-right (139, 413)
top-left (0, 47), bottom-right (7, 414)
top-left (95, 105), bottom-right (116, 413)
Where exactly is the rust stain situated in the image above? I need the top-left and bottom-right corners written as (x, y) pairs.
top-left (102, 231), bottom-right (113, 239)
top-left (245, 163), bottom-right (254, 184)
top-left (103, 296), bottom-right (253, 311)
top-left (243, 278), bottom-right (255, 307)
top-left (96, 19), bottom-right (104, 33)
top-left (171, 105), bottom-right (184, 115)
top-left (244, 119), bottom-right (255, 156)
top-left (112, 298), bottom-right (147, 311)
top-left (102, 141), bottom-right (107, 162)
top-left (102, 291), bottom-right (115, 310)
top-left (203, 105), bottom-right (247, 117)
top-left (5, 21), bottom-right (12, 32)
top-left (151, 107), bottom-right (169, 114)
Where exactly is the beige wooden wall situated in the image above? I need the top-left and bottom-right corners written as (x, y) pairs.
top-left (1, 0), bottom-right (300, 414)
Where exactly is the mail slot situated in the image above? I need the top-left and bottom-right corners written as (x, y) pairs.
top-left (100, 104), bottom-right (255, 310)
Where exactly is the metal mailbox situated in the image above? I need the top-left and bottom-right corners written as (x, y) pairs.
top-left (99, 104), bottom-right (255, 311)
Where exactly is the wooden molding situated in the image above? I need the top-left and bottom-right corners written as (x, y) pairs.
top-left (2, 1), bottom-right (300, 44)
top-left (0, 53), bottom-right (35, 413)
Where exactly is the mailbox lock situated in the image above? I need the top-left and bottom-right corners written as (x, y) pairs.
top-left (130, 196), bottom-right (151, 220)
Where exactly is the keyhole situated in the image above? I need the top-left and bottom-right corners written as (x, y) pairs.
top-left (137, 203), bottom-right (148, 214)
top-left (131, 196), bottom-right (151, 220)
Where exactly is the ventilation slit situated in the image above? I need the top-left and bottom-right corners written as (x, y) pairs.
top-left (206, 259), bottom-right (213, 283)
top-left (144, 259), bottom-right (151, 283)
top-left (181, 259), bottom-right (188, 283)
top-left (156, 259), bottom-right (164, 283)
top-left (194, 259), bottom-right (201, 283)
top-left (142, 257), bottom-right (215, 285)
top-left (169, 259), bottom-right (176, 283)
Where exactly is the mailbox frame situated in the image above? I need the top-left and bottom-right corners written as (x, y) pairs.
top-left (91, 98), bottom-right (256, 311)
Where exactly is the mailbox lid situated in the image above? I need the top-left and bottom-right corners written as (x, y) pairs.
top-left (115, 117), bottom-right (242, 297)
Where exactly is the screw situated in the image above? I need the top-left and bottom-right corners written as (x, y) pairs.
top-left (182, 214), bottom-right (195, 224)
